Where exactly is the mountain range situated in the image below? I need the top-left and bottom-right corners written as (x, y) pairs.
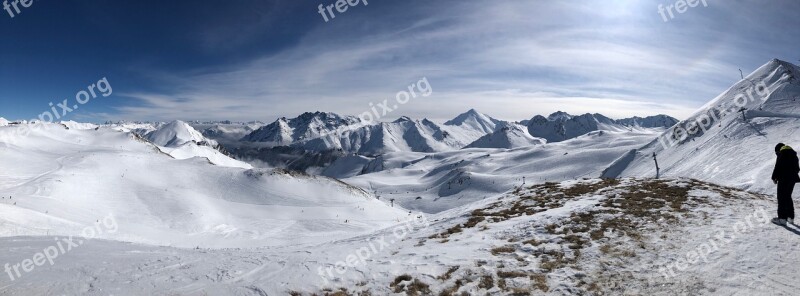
top-left (230, 109), bottom-right (677, 154)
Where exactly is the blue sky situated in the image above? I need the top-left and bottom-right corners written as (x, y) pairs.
top-left (1, 0), bottom-right (799, 123)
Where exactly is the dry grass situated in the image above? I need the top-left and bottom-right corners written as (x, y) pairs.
top-left (490, 246), bottom-right (516, 255)
top-left (531, 274), bottom-right (549, 292)
top-left (437, 266), bottom-right (459, 281)
top-left (478, 275), bottom-right (494, 289)
top-left (390, 275), bottom-right (431, 296)
top-left (497, 270), bottom-right (528, 278)
top-left (310, 178), bottom-right (760, 296)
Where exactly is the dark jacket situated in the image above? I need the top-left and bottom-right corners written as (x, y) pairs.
top-left (772, 145), bottom-right (800, 183)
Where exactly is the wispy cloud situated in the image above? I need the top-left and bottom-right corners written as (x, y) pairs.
top-left (111, 0), bottom-right (800, 122)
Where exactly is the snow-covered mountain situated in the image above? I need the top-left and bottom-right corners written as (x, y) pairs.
top-left (526, 112), bottom-right (677, 142)
top-left (230, 110), bottom-right (674, 172)
top-left (465, 123), bottom-right (545, 149)
top-left (146, 120), bottom-right (213, 147)
top-left (615, 114), bottom-right (680, 128)
top-left (240, 110), bottom-right (511, 155)
top-left (135, 120), bottom-right (252, 168)
top-left (0, 117), bottom-right (9, 127)
top-left (444, 108), bottom-right (508, 134)
top-left (241, 112), bottom-right (362, 147)
top-left (606, 59), bottom-right (800, 195)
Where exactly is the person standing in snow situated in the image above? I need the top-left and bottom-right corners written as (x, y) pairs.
top-left (771, 143), bottom-right (800, 225)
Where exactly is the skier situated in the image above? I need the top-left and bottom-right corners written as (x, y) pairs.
top-left (771, 143), bottom-right (800, 226)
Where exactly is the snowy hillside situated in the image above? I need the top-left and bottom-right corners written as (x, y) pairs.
top-left (134, 120), bottom-right (253, 168)
top-left (465, 123), bottom-right (545, 149)
top-left (526, 112), bottom-right (677, 143)
top-left (0, 122), bottom-right (408, 248)
top-left (0, 117), bottom-right (9, 127)
top-left (1, 178), bottom-right (789, 295)
top-left (59, 120), bottom-right (99, 130)
top-left (146, 120), bottom-right (212, 147)
top-left (342, 129), bottom-right (661, 213)
top-left (608, 59), bottom-right (800, 195)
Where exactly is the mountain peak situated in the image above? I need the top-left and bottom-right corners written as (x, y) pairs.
top-left (465, 123), bottom-right (545, 149)
top-left (445, 109), bottom-right (488, 123)
top-left (547, 111), bottom-right (573, 121)
top-left (393, 116), bottom-right (413, 123)
top-left (444, 109), bottom-right (506, 134)
top-left (147, 120), bottom-right (210, 147)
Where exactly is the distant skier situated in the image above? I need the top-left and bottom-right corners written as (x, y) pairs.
top-left (771, 143), bottom-right (800, 226)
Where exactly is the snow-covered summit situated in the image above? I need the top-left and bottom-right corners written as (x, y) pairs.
top-left (444, 108), bottom-right (507, 134)
top-left (610, 59), bottom-right (800, 194)
top-left (242, 111), bottom-right (362, 146)
top-left (146, 120), bottom-right (211, 147)
top-left (137, 120), bottom-right (254, 168)
top-left (465, 123), bottom-right (545, 149)
top-left (547, 111), bottom-right (574, 121)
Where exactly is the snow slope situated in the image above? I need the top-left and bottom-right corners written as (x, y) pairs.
top-left (146, 120), bottom-right (212, 147)
top-left (137, 120), bottom-right (253, 168)
top-left (1, 178), bottom-right (791, 295)
top-left (59, 120), bottom-right (98, 130)
top-left (342, 129), bottom-right (660, 213)
top-left (0, 122), bottom-right (408, 248)
top-left (157, 142), bottom-right (253, 169)
top-left (465, 123), bottom-right (546, 149)
top-left (609, 59), bottom-right (800, 195)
